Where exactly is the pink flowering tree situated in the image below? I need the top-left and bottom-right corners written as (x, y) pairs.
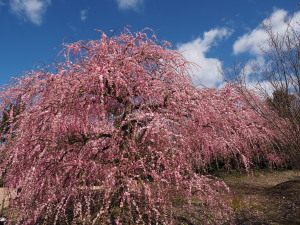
top-left (0, 28), bottom-right (285, 224)
top-left (187, 86), bottom-right (286, 172)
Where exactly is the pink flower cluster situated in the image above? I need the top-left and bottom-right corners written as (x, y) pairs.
top-left (0, 28), bottom-right (285, 224)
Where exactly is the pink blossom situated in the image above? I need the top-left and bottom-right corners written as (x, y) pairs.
top-left (0, 28), bottom-right (286, 224)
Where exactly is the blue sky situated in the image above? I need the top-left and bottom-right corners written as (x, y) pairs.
top-left (0, 0), bottom-right (299, 88)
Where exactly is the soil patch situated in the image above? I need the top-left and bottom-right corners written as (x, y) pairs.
top-left (220, 170), bottom-right (300, 225)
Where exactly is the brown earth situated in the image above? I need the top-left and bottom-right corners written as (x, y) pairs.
top-left (219, 169), bottom-right (300, 225)
top-left (0, 187), bottom-right (15, 220)
top-left (0, 188), bottom-right (8, 210)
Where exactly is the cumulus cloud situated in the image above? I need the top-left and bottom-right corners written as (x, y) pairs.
top-left (177, 28), bottom-right (233, 88)
top-left (233, 8), bottom-right (300, 96)
top-left (80, 9), bottom-right (88, 21)
top-left (242, 55), bottom-right (266, 78)
top-left (238, 56), bottom-right (275, 96)
top-left (116, 0), bottom-right (144, 11)
top-left (10, 0), bottom-right (51, 25)
top-left (233, 9), bottom-right (300, 56)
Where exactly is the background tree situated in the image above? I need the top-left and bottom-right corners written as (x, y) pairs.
top-left (0, 95), bottom-right (24, 144)
top-left (266, 90), bottom-right (298, 118)
top-left (0, 28), bottom-right (285, 224)
top-left (0, 96), bottom-right (24, 188)
top-left (227, 6), bottom-right (300, 168)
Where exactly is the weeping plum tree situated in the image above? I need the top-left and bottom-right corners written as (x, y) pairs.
top-left (0, 28), bottom-right (285, 224)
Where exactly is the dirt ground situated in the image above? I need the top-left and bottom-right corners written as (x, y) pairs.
top-left (219, 169), bottom-right (300, 225)
top-left (0, 188), bottom-right (10, 217)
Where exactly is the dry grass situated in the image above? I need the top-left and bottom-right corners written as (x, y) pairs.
top-left (0, 188), bottom-right (9, 217)
top-left (218, 169), bottom-right (300, 225)
top-left (0, 188), bottom-right (16, 218)
top-left (221, 169), bottom-right (300, 187)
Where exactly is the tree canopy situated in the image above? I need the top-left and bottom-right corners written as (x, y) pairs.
top-left (0, 28), bottom-right (286, 224)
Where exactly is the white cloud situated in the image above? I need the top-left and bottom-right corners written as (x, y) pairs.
top-left (238, 56), bottom-right (275, 96)
top-left (242, 56), bottom-right (266, 78)
top-left (246, 80), bottom-right (275, 98)
top-left (10, 0), bottom-right (51, 25)
top-left (80, 9), bottom-right (88, 21)
top-left (177, 28), bottom-right (233, 88)
top-left (116, 0), bottom-right (143, 11)
top-left (233, 8), bottom-right (300, 97)
top-left (0, 0), bottom-right (5, 6)
top-left (233, 9), bottom-right (300, 56)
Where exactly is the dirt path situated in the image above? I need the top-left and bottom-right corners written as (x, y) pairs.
top-left (219, 170), bottom-right (300, 225)
top-left (0, 188), bottom-right (7, 217)
top-left (0, 187), bottom-right (14, 218)
top-left (0, 188), bottom-right (7, 208)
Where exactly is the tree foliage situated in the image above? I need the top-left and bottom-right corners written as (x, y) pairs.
top-left (266, 90), bottom-right (298, 118)
top-left (227, 7), bottom-right (300, 168)
top-left (0, 28), bottom-right (285, 224)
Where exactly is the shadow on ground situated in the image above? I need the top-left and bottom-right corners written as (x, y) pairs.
top-left (223, 170), bottom-right (300, 225)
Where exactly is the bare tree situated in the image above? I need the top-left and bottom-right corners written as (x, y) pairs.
top-left (227, 6), bottom-right (300, 168)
